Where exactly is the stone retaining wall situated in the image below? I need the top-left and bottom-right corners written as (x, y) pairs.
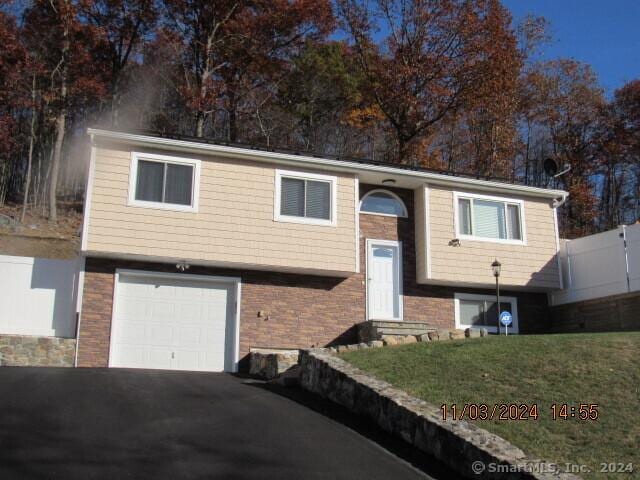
top-left (249, 349), bottom-right (299, 379)
top-left (0, 335), bottom-right (76, 367)
top-left (299, 348), bottom-right (580, 480)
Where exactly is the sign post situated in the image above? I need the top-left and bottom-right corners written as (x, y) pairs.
top-left (499, 311), bottom-right (513, 336)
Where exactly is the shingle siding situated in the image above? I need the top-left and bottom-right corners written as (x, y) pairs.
top-left (421, 185), bottom-right (560, 289)
top-left (86, 145), bottom-right (357, 274)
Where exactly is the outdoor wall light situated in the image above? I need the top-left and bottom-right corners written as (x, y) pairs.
top-left (176, 262), bottom-right (190, 272)
top-left (382, 178), bottom-right (396, 185)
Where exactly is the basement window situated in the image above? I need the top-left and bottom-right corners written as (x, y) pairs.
top-left (454, 293), bottom-right (519, 333)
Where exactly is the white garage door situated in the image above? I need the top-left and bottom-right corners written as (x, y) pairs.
top-left (109, 272), bottom-right (239, 372)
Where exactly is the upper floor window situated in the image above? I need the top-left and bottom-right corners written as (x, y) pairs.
top-left (360, 189), bottom-right (408, 217)
top-left (454, 192), bottom-right (525, 244)
top-left (128, 152), bottom-right (201, 212)
top-left (274, 169), bottom-right (337, 226)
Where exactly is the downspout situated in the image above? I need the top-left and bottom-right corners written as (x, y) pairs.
top-left (551, 193), bottom-right (569, 303)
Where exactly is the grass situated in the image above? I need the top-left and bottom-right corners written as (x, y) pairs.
top-left (340, 333), bottom-right (640, 479)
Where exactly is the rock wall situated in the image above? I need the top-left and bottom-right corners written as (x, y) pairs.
top-left (299, 348), bottom-right (580, 480)
top-left (249, 350), bottom-right (299, 379)
top-left (0, 335), bottom-right (76, 367)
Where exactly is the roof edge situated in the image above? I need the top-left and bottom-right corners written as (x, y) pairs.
top-left (88, 128), bottom-right (568, 200)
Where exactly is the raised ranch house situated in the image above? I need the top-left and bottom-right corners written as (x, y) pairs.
top-left (77, 129), bottom-right (568, 372)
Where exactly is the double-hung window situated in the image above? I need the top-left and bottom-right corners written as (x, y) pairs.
top-left (456, 193), bottom-right (524, 244)
top-left (275, 170), bottom-right (337, 226)
top-left (129, 153), bottom-right (200, 212)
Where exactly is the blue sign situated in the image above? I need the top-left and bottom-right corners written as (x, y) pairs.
top-left (499, 311), bottom-right (513, 327)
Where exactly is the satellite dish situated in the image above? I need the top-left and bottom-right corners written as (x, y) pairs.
top-left (543, 158), bottom-right (559, 177)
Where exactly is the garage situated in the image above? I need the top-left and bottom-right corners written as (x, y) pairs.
top-left (109, 270), bottom-right (240, 372)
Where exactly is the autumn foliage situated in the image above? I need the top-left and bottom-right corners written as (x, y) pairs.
top-left (0, 0), bottom-right (637, 235)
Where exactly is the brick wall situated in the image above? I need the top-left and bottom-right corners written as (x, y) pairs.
top-left (77, 184), bottom-right (549, 368)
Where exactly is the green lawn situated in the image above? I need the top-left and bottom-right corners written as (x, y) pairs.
top-left (339, 333), bottom-right (639, 479)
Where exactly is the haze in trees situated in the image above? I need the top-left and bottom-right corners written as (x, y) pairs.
top-left (0, 0), bottom-right (637, 236)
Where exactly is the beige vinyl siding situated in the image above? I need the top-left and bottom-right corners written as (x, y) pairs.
top-left (418, 185), bottom-right (560, 290)
top-left (86, 146), bottom-right (357, 274)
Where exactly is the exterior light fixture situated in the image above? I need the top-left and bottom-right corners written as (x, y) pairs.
top-left (382, 179), bottom-right (396, 185)
top-left (176, 262), bottom-right (190, 272)
top-left (491, 259), bottom-right (501, 334)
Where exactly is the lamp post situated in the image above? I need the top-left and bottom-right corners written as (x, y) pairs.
top-left (491, 259), bottom-right (501, 335)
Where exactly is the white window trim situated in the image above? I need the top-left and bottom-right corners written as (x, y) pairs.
top-left (128, 152), bottom-right (201, 213)
top-left (359, 188), bottom-right (408, 218)
top-left (274, 169), bottom-right (337, 226)
top-left (454, 292), bottom-right (519, 334)
top-left (453, 191), bottom-right (527, 246)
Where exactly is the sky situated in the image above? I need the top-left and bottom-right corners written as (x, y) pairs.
top-left (502, 0), bottom-right (640, 96)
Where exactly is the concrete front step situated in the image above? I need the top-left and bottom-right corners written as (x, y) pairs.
top-left (374, 327), bottom-right (435, 336)
top-left (368, 320), bottom-right (437, 329)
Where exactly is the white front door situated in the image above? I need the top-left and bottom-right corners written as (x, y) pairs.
top-left (367, 240), bottom-right (403, 320)
top-left (109, 271), bottom-right (239, 372)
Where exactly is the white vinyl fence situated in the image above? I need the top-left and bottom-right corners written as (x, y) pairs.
top-left (0, 255), bottom-right (83, 338)
top-left (550, 224), bottom-right (640, 306)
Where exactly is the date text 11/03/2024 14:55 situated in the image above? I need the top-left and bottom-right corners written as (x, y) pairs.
top-left (440, 403), bottom-right (599, 421)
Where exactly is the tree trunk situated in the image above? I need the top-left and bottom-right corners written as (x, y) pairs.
top-left (195, 111), bottom-right (205, 138)
top-left (49, 113), bottom-right (65, 223)
top-left (228, 90), bottom-right (237, 143)
top-left (49, 3), bottom-right (70, 224)
top-left (21, 75), bottom-right (37, 224)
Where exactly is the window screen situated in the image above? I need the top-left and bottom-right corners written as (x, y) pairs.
top-left (457, 196), bottom-right (522, 241)
top-left (135, 159), bottom-right (194, 206)
top-left (459, 298), bottom-right (513, 327)
top-left (280, 177), bottom-right (331, 221)
top-left (474, 199), bottom-right (506, 239)
top-left (281, 178), bottom-right (305, 217)
top-left (458, 198), bottom-right (472, 235)
top-left (306, 180), bottom-right (330, 220)
top-left (135, 160), bottom-right (164, 203)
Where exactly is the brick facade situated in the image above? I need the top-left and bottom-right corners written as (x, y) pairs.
top-left (77, 184), bottom-right (549, 369)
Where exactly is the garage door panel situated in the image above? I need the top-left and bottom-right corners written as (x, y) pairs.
top-left (115, 322), bottom-right (146, 343)
top-left (110, 273), bottom-right (237, 372)
top-left (112, 344), bottom-right (146, 368)
top-left (175, 304), bottom-right (204, 323)
top-left (148, 324), bottom-right (174, 344)
top-left (148, 348), bottom-right (172, 369)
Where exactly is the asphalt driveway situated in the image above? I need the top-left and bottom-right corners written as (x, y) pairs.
top-left (0, 368), bottom-right (455, 480)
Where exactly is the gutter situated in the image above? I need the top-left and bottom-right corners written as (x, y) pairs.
top-left (88, 128), bottom-right (567, 200)
top-left (553, 192), bottom-right (569, 208)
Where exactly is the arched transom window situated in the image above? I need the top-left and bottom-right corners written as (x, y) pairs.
top-left (359, 189), bottom-right (408, 217)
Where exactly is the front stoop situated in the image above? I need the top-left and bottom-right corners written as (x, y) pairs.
top-left (358, 320), bottom-right (438, 343)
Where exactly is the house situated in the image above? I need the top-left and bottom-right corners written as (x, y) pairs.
top-left (77, 128), bottom-right (568, 372)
